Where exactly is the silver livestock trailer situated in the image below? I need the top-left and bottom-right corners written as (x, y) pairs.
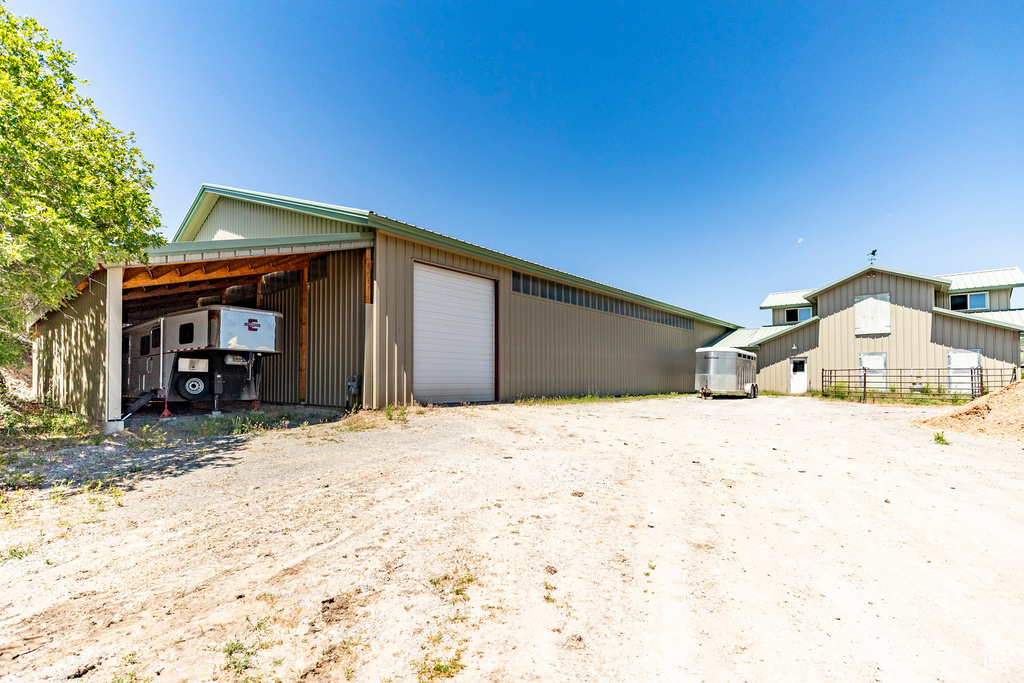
top-left (122, 305), bottom-right (283, 413)
top-left (695, 347), bottom-right (758, 399)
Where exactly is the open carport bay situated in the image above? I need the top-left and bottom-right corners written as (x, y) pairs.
top-left (2, 396), bottom-right (1023, 681)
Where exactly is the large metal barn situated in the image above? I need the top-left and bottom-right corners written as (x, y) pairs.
top-left (32, 185), bottom-right (738, 433)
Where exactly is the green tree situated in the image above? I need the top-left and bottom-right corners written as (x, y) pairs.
top-left (0, 3), bottom-right (164, 367)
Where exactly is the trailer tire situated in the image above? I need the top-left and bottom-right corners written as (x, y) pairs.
top-left (176, 373), bottom-right (211, 401)
top-left (752, 385), bottom-right (759, 399)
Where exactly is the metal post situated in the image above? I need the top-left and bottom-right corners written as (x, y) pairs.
top-left (299, 266), bottom-right (308, 404)
top-left (862, 367), bottom-right (867, 403)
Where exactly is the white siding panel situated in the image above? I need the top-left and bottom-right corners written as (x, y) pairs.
top-left (413, 264), bottom-right (495, 403)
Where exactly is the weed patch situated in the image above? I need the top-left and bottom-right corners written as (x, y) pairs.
top-left (415, 651), bottom-right (465, 681)
top-left (515, 391), bottom-right (681, 406)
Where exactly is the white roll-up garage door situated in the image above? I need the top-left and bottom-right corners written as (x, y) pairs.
top-left (413, 263), bottom-right (495, 403)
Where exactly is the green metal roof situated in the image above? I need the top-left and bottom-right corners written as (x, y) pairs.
top-left (759, 289), bottom-right (813, 309)
top-left (711, 317), bottom-right (820, 350)
top-left (940, 267), bottom-right (1024, 293)
top-left (802, 265), bottom-right (951, 302)
top-left (964, 308), bottom-right (1024, 329)
top-left (150, 231), bottom-right (375, 258)
top-left (935, 307), bottom-right (1024, 332)
top-left (172, 185), bottom-right (740, 330)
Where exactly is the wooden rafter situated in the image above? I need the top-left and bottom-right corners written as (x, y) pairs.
top-left (122, 254), bottom-right (316, 289)
top-left (121, 275), bottom-right (260, 301)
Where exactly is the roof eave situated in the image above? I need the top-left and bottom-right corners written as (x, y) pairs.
top-left (804, 266), bottom-right (951, 303)
top-left (367, 213), bottom-right (740, 330)
top-left (759, 302), bottom-right (811, 310)
top-left (749, 316), bottom-right (820, 347)
top-left (948, 284), bottom-right (1024, 294)
top-left (934, 307), bottom-right (1024, 332)
top-left (172, 184), bottom-right (372, 243)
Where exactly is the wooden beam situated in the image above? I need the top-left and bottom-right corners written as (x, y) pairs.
top-left (363, 248), bottom-right (373, 304)
top-left (122, 292), bottom-right (204, 311)
top-left (122, 254), bottom-right (314, 289)
top-left (121, 275), bottom-right (261, 301)
top-left (255, 279), bottom-right (262, 308)
top-left (146, 263), bottom-right (183, 280)
top-left (177, 262), bottom-right (209, 277)
top-left (299, 266), bottom-right (308, 403)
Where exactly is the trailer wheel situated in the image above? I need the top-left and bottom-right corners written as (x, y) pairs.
top-left (752, 384), bottom-right (759, 399)
top-left (176, 373), bottom-right (211, 401)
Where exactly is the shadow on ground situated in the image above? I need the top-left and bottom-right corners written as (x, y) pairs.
top-left (2, 402), bottom-right (346, 492)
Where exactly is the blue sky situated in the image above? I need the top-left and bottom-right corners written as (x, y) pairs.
top-left (10, 1), bottom-right (1023, 326)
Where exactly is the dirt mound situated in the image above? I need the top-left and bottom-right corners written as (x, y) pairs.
top-left (917, 380), bottom-right (1024, 442)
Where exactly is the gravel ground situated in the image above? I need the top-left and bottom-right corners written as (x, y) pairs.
top-left (2, 395), bottom-right (1024, 682)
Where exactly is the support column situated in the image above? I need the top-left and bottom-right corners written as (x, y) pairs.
top-left (361, 248), bottom-right (375, 409)
top-left (299, 266), bottom-right (308, 404)
top-left (103, 267), bottom-right (124, 434)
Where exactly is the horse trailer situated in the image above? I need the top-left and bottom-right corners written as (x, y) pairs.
top-left (695, 347), bottom-right (758, 399)
top-left (122, 305), bottom-right (283, 409)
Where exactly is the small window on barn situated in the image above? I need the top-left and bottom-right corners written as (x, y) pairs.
top-left (179, 322), bottom-right (194, 345)
top-left (139, 335), bottom-right (150, 356)
top-left (969, 292), bottom-right (989, 309)
top-left (950, 292), bottom-right (988, 311)
top-left (151, 328), bottom-right (160, 349)
top-left (785, 307), bottom-right (812, 323)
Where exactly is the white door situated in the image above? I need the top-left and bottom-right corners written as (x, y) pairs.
top-left (859, 352), bottom-right (888, 391)
top-left (413, 263), bottom-right (495, 404)
top-left (789, 358), bottom-right (808, 394)
top-left (948, 349), bottom-right (982, 394)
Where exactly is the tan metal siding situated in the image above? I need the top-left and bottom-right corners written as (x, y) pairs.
top-left (503, 296), bottom-right (723, 399)
top-left (307, 250), bottom-right (365, 407)
top-left (930, 315), bottom-right (1020, 371)
top-left (261, 285), bottom-right (301, 403)
top-left (192, 197), bottom-right (367, 241)
top-left (260, 251), bottom-right (365, 407)
top-left (368, 231), bottom-right (730, 407)
top-left (754, 323), bottom-right (822, 394)
top-left (816, 272), bottom-right (935, 372)
top-left (33, 270), bottom-right (111, 421)
top-left (753, 272), bottom-right (1019, 394)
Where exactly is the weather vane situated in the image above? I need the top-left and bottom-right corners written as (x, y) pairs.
top-left (867, 249), bottom-right (877, 265)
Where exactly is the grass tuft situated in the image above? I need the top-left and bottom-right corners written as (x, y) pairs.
top-left (515, 391), bottom-right (681, 406)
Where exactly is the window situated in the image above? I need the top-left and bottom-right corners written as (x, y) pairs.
top-left (854, 293), bottom-right (891, 335)
top-left (785, 307), bottom-right (812, 323)
top-left (510, 271), bottom-right (695, 330)
top-left (150, 328), bottom-right (160, 349)
top-left (950, 292), bottom-right (988, 311)
top-left (179, 322), bottom-right (194, 345)
top-left (139, 335), bottom-right (150, 356)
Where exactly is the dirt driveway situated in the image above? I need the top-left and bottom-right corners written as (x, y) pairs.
top-left (2, 396), bottom-right (1024, 681)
